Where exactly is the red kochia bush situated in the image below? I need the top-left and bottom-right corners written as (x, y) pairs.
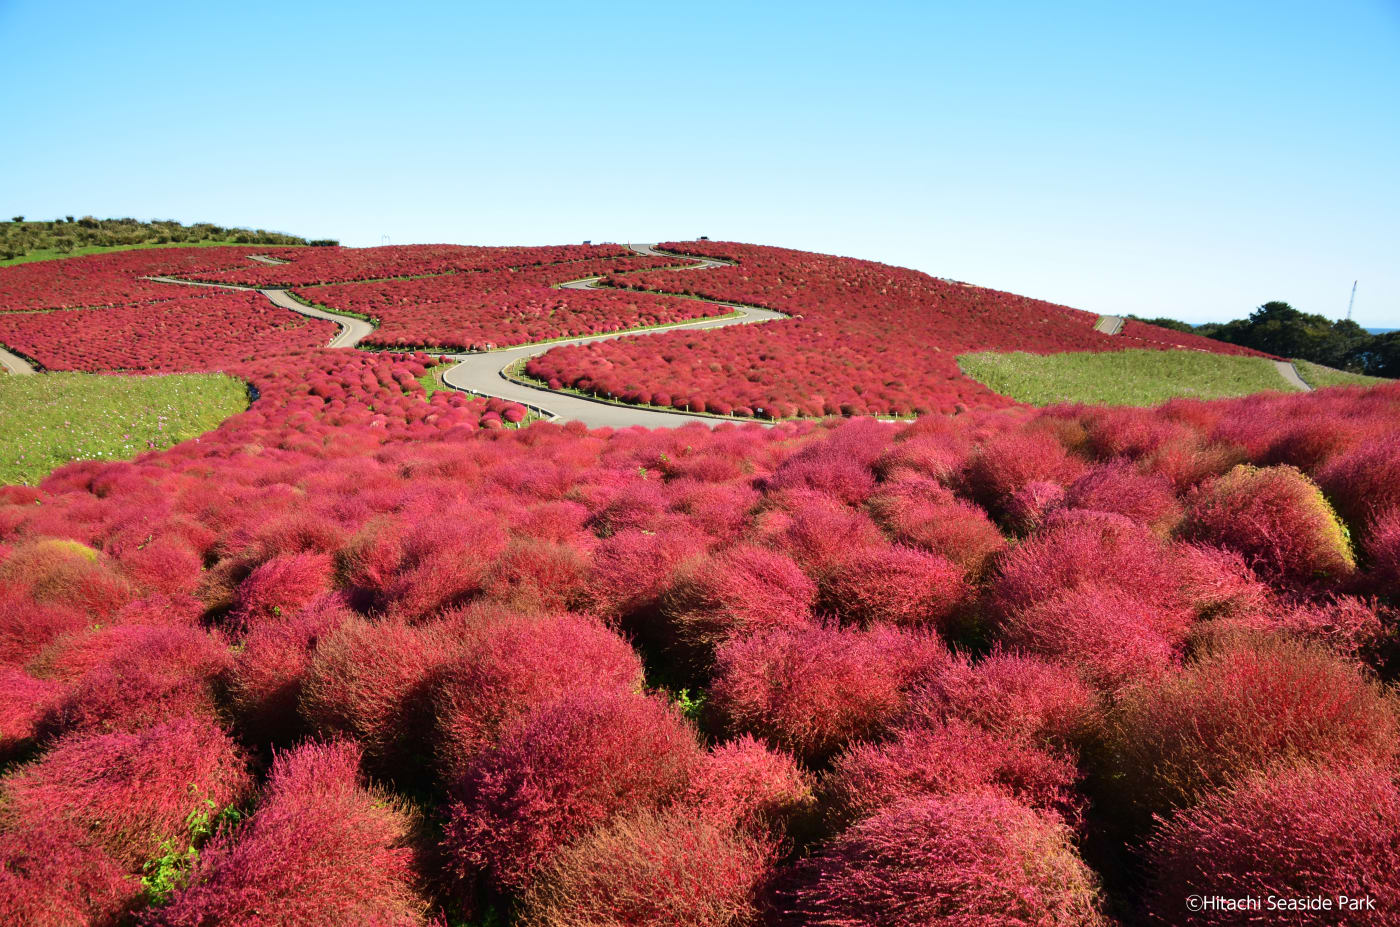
top-left (1064, 462), bottom-right (1183, 536)
top-left (442, 689), bottom-right (700, 891)
top-left (299, 616), bottom-right (455, 772)
top-left (823, 717), bottom-right (1080, 827)
top-left (681, 735), bottom-right (816, 839)
top-left (147, 741), bottom-right (427, 927)
top-left (960, 429), bottom-right (1085, 522)
top-left (820, 545), bottom-right (968, 631)
top-left (1100, 635), bottom-right (1400, 822)
top-left (1318, 434), bottom-right (1400, 536)
top-left (783, 793), bottom-right (1107, 927)
top-left (518, 809), bottom-right (775, 927)
top-left (1182, 464), bottom-right (1355, 586)
top-left (1146, 764), bottom-right (1400, 925)
top-left (226, 595), bottom-right (353, 746)
top-left (920, 651), bottom-right (1102, 749)
top-left (991, 509), bottom-right (1186, 618)
top-left (2, 717), bottom-right (251, 869)
top-left (44, 624), bottom-right (233, 736)
top-left (0, 538), bottom-right (133, 620)
top-left (229, 551), bottom-right (335, 630)
top-left (710, 625), bottom-right (947, 762)
top-left (0, 818), bottom-right (137, 927)
top-left (1369, 507), bottom-right (1400, 600)
top-left (0, 667), bottom-right (63, 759)
top-left (432, 610), bottom-right (644, 780)
top-left (0, 593), bottom-right (86, 666)
top-left (996, 585), bottom-right (1186, 692)
top-left (660, 545), bottom-right (817, 668)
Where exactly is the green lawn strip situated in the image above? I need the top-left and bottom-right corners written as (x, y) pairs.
top-left (1292, 359), bottom-right (1391, 389)
top-left (0, 372), bottom-right (248, 484)
top-left (957, 349), bottom-right (1298, 406)
top-left (0, 241), bottom-right (309, 267)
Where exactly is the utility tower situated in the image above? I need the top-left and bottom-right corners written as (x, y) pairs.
top-left (1346, 280), bottom-right (1357, 321)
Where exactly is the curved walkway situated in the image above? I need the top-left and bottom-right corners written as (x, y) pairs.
top-left (1094, 315), bottom-right (1125, 335)
top-left (1275, 359), bottom-right (1312, 392)
top-left (148, 245), bottom-right (791, 427)
top-left (147, 276), bottom-right (374, 348)
top-left (261, 289), bottom-right (375, 348)
top-left (0, 345), bottom-right (37, 375)
top-left (441, 258), bottom-right (788, 427)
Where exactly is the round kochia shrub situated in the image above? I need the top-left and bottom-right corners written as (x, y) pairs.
top-left (146, 741), bottom-right (428, 927)
top-left (922, 651), bottom-right (1101, 749)
top-left (299, 616), bottom-right (455, 774)
top-left (1317, 433), bottom-right (1400, 537)
top-left (0, 818), bottom-right (137, 927)
top-left (1, 716), bottom-right (251, 870)
top-left (991, 509), bottom-right (1185, 620)
top-left (819, 545), bottom-right (968, 631)
top-left (517, 809), bottom-right (775, 927)
top-left (432, 610), bottom-right (644, 780)
top-left (442, 688), bottom-right (700, 891)
top-left (1182, 464), bottom-right (1355, 586)
top-left (1098, 635), bottom-right (1400, 823)
top-left (226, 595), bottom-right (353, 747)
top-left (659, 545), bottom-right (817, 669)
top-left (42, 624), bottom-right (233, 736)
top-left (681, 735), bottom-right (816, 839)
top-left (822, 718), bottom-right (1081, 826)
top-left (960, 429), bottom-right (1085, 523)
top-left (0, 537), bottom-right (133, 620)
top-left (710, 624), bottom-right (947, 763)
top-left (1146, 763), bottom-right (1400, 925)
top-left (783, 793), bottom-right (1107, 927)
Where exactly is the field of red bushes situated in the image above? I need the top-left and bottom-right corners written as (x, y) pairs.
top-left (526, 241), bottom-right (1270, 418)
top-left (3, 305), bottom-right (1399, 924)
top-left (2, 240), bottom-right (1398, 926)
top-left (0, 246), bottom-right (302, 312)
top-left (294, 254), bottom-right (730, 351)
top-left (0, 291), bottom-right (337, 372)
top-left (182, 242), bottom-right (641, 288)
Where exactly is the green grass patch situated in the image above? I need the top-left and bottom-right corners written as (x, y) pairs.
top-left (958, 349), bottom-right (1298, 406)
top-left (1292, 359), bottom-right (1391, 389)
top-left (0, 240), bottom-right (307, 267)
top-left (0, 372), bottom-right (248, 484)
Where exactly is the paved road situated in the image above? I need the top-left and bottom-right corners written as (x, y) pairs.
top-left (147, 276), bottom-right (373, 349)
top-left (0, 345), bottom-right (37, 375)
top-left (260, 289), bottom-right (375, 348)
top-left (248, 254), bottom-right (289, 265)
top-left (1094, 315), bottom-right (1125, 335)
top-left (441, 277), bottom-right (787, 428)
top-left (1275, 359), bottom-right (1312, 392)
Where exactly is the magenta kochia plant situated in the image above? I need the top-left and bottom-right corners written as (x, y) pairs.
top-left (1146, 763), bottom-right (1400, 925)
top-left (145, 740), bottom-right (428, 927)
top-left (441, 688), bottom-right (700, 893)
top-left (782, 792), bottom-right (1108, 927)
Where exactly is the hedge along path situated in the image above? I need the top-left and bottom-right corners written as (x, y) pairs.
top-left (439, 246), bottom-right (791, 429)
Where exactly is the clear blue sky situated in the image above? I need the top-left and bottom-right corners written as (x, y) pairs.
top-left (3, 0), bottom-right (1396, 327)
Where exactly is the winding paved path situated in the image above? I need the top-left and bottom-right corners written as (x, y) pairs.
top-left (0, 345), bottom-right (37, 375)
top-left (441, 252), bottom-right (787, 427)
top-left (147, 245), bottom-right (790, 427)
top-left (1094, 315), bottom-right (1125, 335)
top-left (1275, 359), bottom-right (1312, 392)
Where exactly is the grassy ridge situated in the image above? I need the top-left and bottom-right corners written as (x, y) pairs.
top-left (958, 348), bottom-right (1296, 406)
top-left (0, 372), bottom-right (248, 484)
top-left (1292, 359), bottom-right (1391, 390)
top-left (0, 240), bottom-right (306, 268)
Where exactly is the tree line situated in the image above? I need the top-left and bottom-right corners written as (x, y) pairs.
top-left (1133, 301), bottom-right (1398, 378)
top-left (1, 216), bottom-right (337, 261)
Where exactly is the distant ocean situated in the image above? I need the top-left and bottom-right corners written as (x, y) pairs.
top-left (1368, 328), bottom-right (1396, 334)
